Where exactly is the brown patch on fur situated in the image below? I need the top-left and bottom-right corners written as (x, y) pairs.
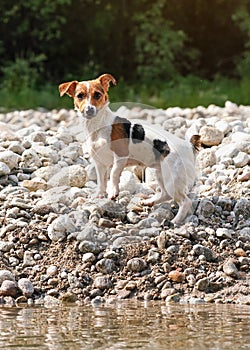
top-left (190, 135), bottom-right (201, 153)
top-left (110, 118), bottom-right (130, 157)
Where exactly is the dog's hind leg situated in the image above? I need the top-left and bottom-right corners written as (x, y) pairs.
top-left (141, 169), bottom-right (171, 206)
top-left (171, 194), bottom-right (193, 225)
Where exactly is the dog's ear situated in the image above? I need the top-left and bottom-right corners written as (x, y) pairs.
top-left (98, 74), bottom-right (116, 92)
top-left (59, 81), bottom-right (78, 97)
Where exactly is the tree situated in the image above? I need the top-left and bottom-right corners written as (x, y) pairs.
top-left (0, 0), bottom-right (71, 86)
top-left (132, 0), bottom-right (188, 83)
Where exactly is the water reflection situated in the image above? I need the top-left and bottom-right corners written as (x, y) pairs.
top-left (0, 301), bottom-right (249, 350)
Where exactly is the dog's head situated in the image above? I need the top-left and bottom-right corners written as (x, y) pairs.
top-left (59, 74), bottom-right (116, 119)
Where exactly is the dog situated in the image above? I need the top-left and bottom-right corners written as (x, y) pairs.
top-left (59, 73), bottom-right (200, 225)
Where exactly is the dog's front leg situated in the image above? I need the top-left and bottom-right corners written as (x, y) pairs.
top-left (108, 156), bottom-right (127, 199)
top-left (94, 161), bottom-right (108, 198)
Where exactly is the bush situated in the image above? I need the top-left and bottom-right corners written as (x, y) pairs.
top-left (1, 54), bottom-right (45, 92)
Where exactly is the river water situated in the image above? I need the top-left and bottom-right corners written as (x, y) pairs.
top-left (0, 301), bottom-right (249, 350)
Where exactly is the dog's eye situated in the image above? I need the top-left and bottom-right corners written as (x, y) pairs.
top-left (77, 93), bottom-right (85, 100)
top-left (93, 92), bottom-right (102, 100)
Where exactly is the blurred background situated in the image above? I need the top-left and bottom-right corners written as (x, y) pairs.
top-left (0, 0), bottom-right (250, 109)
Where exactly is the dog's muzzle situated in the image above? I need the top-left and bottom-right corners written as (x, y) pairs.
top-left (84, 105), bottom-right (97, 118)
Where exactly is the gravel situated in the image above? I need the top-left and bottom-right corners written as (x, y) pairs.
top-left (0, 101), bottom-right (249, 306)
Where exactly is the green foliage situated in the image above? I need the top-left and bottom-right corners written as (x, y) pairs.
top-left (0, 0), bottom-right (71, 82)
top-left (133, 0), bottom-right (186, 82)
top-left (232, 1), bottom-right (250, 78)
top-left (1, 54), bottom-right (46, 92)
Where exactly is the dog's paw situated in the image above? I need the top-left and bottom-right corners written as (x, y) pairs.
top-left (94, 190), bottom-right (106, 199)
top-left (107, 188), bottom-right (119, 200)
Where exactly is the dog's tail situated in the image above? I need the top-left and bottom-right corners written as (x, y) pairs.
top-left (190, 134), bottom-right (201, 154)
top-left (185, 124), bottom-right (201, 154)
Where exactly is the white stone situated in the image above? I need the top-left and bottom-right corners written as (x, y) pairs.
top-left (47, 214), bottom-right (76, 241)
top-left (86, 163), bottom-right (97, 181)
top-left (31, 144), bottom-right (59, 164)
top-left (197, 149), bottom-right (217, 169)
top-left (32, 165), bottom-right (61, 181)
top-left (231, 131), bottom-right (250, 143)
top-left (0, 270), bottom-right (15, 284)
top-left (200, 126), bottom-right (224, 146)
top-left (0, 150), bottom-right (20, 170)
top-left (215, 120), bottom-right (231, 134)
top-left (216, 228), bottom-right (232, 239)
top-left (233, 152), bottom-right (249, 168)
top-left (8, 141), bottom-right (25, 154)
top-left (36, 186), bottom-right (71, 206)
top-left (21, 149), bottom-right (42, 168)
top-left (0, 162), bottom-right (10, 176)
top-left (0, 241), bottom-right (14, 252)
top-left (117, 170), bottom-right (140, 194)
top-left (18, 278), bottom-right (34, 297)
top-left (47, 164), bottom-right (87, 188)
top-left (25, 131), bottom-right (47, 143)
top-left (215, 144), bottom-right (239, 160)
top-left (82, 252), bottom-right (96, 264)
top-left (0, 122), bottom-right (17, 140)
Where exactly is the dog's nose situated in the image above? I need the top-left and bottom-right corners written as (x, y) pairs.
top-left (85, 105), bottom-right (96, 117)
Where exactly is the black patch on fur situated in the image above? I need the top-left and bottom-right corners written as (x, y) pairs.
top-left (132, 123), bottom-right (145, 143)
top-left (153, 139), bottom-right (170, 160)
top-left (114, 116), bottom-right (131, 138)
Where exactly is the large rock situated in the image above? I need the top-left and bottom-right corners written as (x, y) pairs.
top-left (200, 126), bottom-right (224, 146)
top-left (47, 164), bottom-right (87, 188)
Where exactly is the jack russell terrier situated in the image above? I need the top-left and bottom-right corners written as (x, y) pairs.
top-left (59, 74), bottom-right (200, 225)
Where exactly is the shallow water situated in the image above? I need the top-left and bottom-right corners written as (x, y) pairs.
top-left (0, 301), bottom-right (249, 350)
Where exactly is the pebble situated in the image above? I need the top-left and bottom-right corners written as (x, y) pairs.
top-left (94, 276), bottom-right (112, 290)
top-left (96, 258), bottom-right (115, 274)
top-left (0, 150), bottom-right (20, 169)
top-left (0, 162), bottom-right (10, 176)
top-left (0, 280), bottom-right (18, 297)
top-left (216, 228), bottom-right (232, 239)
top-left (127, 258), bottom-right (147, 272)
top-left (18, 278), bottom-right (34, 297)
top-left (0, 270), bottom-right (15, 284)
top-left (46, 266), bottom-right (59, 276)
top-left (197, 199), bottom-right (215, 217)
top-left (223, 259), bottom-right (239, 278)
top-left (196, 277), bottom-right (209, 291)
top-left (82, 252), bottom-right (96, 263)
top-left (192, 244), bottom-right (214, 261)
top-left (47, 215), bottom-right (76, 241)
top-left (197, 149), bottom-right (217, 169)
top-left (168, 270), bottom-right (185, 283)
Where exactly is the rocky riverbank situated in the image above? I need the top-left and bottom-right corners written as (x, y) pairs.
top-left (0, 101), bottom-right (249, 306)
